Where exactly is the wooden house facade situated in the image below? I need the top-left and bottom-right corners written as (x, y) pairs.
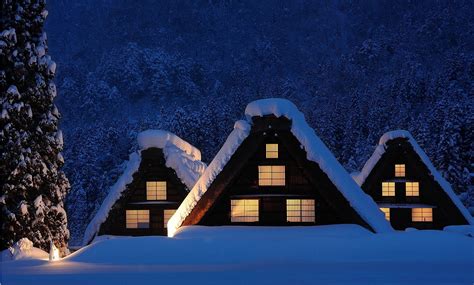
top-left (353, 131), bottom-right (473, 230)
top-left (83, 130), bottom-right (206, 244)
top-left (168, 99), bottom-right (393, 236)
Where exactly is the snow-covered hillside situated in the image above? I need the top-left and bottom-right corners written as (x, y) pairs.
top-left (2, 226), bottom-right (473, 284)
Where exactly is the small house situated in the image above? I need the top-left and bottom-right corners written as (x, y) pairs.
top-left (167, 98), bottom-right (393, 236)
top-left (352, 130), bottom-right (473, 230)
top-left (83, 130), bottom-right (206, 244)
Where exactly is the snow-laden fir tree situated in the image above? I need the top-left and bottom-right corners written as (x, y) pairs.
top-left (0, 0), bottom-right (70, 255)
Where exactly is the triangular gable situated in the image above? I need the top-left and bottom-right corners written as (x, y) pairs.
top-left (168, 99), bottom-right (393, 236)
top-left (353, 130), bottom-right (473, 225)
top-left (82, 130), bottom-right (206, 244)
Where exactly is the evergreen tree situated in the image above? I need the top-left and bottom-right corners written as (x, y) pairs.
top-left (0, 0), bottom-right (70, 255)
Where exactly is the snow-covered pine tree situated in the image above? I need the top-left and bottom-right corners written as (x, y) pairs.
top-left (0, 0), bottom-right (70, 255)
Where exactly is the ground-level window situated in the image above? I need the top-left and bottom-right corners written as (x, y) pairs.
top-left (231, 199), bottom-right (259, 222)
top-left (382, 182), bottom-right (395, 196)
top-left (126, 210), bottom-right (150, 229)
top-left (146, 181), bottom-right (166, 200)
top-left (395, 164), bottom-right (405, 177)
top-left (379, 208), bottom-right (390, 221)
top-left (412, 208), bottom-right (433, 222)
top-left (405, 182), bottom-right (419, 196)
top-left (258, 165), bottom-right (285, 186)
top-left (163, 209), bottom-right (176, 228)
top-left (265, 143), bottom-right (279, 159)
top-left (287, 199), bottom-right (315, 222)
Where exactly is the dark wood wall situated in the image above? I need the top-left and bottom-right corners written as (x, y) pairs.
top-left (361, 138), bottom-right (469, 229)
top-left (184, 116), bottom-right (373, 230)
top-left (98, 148), bottom-right (189, 237)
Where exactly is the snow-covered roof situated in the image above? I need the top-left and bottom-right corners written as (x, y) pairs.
top-left (353, 130), bottom-right (473, 225)
top-left (168, 98), bottom-right (394, 236)
top-left (83, 130), bottom-right (206, 245)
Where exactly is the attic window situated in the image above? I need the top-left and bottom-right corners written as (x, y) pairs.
top-left (147, 181), bottom-right (166, 200)
top-left (380, 208), bottom-right (390, 221)
top-left (405, 182), bottom-right (419, 196)
top-left (258, 165), bottom-right (285, 186)
top-left (265, 144), bottom-right (279, 158)
top-left (395, 164), bottom-right (405, 177)
top-left (412, 208), bottom-right (433, 222)
top-left (126, 210), bottom-right (149, 228)
top-left (163, 209), bottom-right (176, 228)
top-left (231, 199), bottom-right (259, 222)
top-left (287, 199), bottom-right (315, 222)
top-left (382, 182), bottom-right (395, 196)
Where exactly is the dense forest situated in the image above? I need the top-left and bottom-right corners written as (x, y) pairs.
top-left (44, 0), bottom-right (473, 245)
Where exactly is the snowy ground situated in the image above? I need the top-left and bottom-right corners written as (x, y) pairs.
top-left (2, 225), bottom-right (473, 285)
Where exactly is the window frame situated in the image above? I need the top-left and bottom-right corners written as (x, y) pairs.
top-left (412, 208), bottom-right (433, 222)
top-left (146, 181), bottom-right (167, 200)
top-left (379, 207), bottom-right (390, 221)
top-left (126, 209), bottom-right (150, 229)
top-left (163, 209), bottom-right (176, 229)
top-left (395, 164), bottom-right (406, 177)
top-left (381, 182), bottom-right (396, 197)
top-left (230, 199), bottom-right (259, 223)
top-left (405, 182), bottom-right (420, 197)
top-left (286, 199), bottom-right (316, 223)
top-left (258, 165), bottom-right (286, 186)
top-left (265, 143), bottom-right (279, 159)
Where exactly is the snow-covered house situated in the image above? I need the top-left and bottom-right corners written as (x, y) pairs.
top-left (352, 130), bottom-right (473, 230)
top-left (167, 98), bottom-right (393, 237)
top-left (83, 130), bottom-right (206, 244)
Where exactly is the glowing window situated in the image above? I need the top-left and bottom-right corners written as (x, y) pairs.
top-left (258, 165), bottom-right (285, 186)
top-left (412, 208), bottom-right (433, 222)
top-left (231, 199), bottom-right (259, 222)
top-left (146, 181), bottom-right (166, 200)
top-left (287, 199), bottom-right (315, 222)
top-left (266, 144), bottom-right (279, 158)
top-left (395, 164), bottom-right (405, 177)
top-left (382, 182), bottom-right (395, 196)
top-left (406, 182), bottom-right (419, 196)
top-left (163, 209), bottom-right (176, 228)
top-left (380, 208), bottom-right (390, 221)
top-left (126, 210), bottom-right (149, 229)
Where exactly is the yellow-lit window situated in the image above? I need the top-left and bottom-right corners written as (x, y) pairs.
top-left (266, 144), bottom-right (279, 159)
top-left (412, 208), bottom-right (433, 222)
top-left (395, 164), bottom-right (405, 177)
top-left (406, 182), bottom-right (419, 196)
top-left (231, 199), bottom-right (259, 222)
top-left (126, 210), bottom-right (149, 228)
top-left (163, 209), bottom-right (176, 228)
top-left (258, 165), bottom-right (285, 186)
top-left (287, 199), bottom-right (315, 222)
top-left (146, 181), bottom-right (166, 200)
top-left (382, 182), bottom-right (395, 196)
top-left (380, 208), bottom-right (390, 221)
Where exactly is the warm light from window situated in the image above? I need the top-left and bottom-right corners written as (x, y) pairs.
top-left (163, 209), bottom-right (176, 228)
top-left (382, 182), bottom-right (395, 196)
top-left (146, 181), bottom-right (166, 200)
top-left (231, 199), bottom-right (259, 222)
top-left (406, 182), bottom-right (419, 196)
top-left (287, 199), bottom-right (315, 222)
top-left (380, 208), bottom-right (390, 221)
top-left (258, 165), bottom-right (285, 186)
top-left (266, 144), bottom-right (279, 158)
top-left (126, 210), bottom-right (150, 228)
top-left (412, 208), bottom-right (433, 222)
top-left (395, 164), bottom-right (405, 177)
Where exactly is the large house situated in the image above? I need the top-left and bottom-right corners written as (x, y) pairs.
top-left (82, 130), bottom-right (206, 244)
top-left (167, 98), bottom-right (393, 237)
top-left (352, 130), bottom-right (473, 230)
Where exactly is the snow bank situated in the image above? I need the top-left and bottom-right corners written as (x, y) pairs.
top-left (83, 130), bottom-right (206, 245)
top-left (443, 225), bottom-right (474, 237)
top-left (353, 130), bottom-right (473, 225)
top-left (168, 98), bottom-right (393, 236)
top-left (1, 238), bottom-right (48, 261)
